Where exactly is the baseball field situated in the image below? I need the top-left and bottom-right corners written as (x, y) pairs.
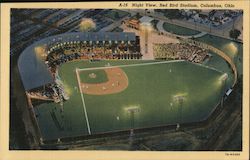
top-left (34, 60), bottom-right (232, 141)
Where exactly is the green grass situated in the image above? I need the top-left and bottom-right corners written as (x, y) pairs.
top-left (35, 60), bottom-right (155, 140)
top-left (80, 69), bottom-right (108, 84)
top-left (163, 22), bottom-right (200, 36)
top-left (104, 10), bottom-right (130, 21)
top-left (204, 51), bottom-right (234, 87)
top-left (34, 60), bottom-right (227, 140)
top-left (84, 61), bottom-right (227, 133)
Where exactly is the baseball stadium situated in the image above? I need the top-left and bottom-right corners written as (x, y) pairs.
top-left (18, 30), bottom-right (238, 144)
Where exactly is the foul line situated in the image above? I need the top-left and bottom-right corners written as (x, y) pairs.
top-left (75, 68), bottom-right (91, 135)
top-left (77, 60), bottom-right (185, 71)
top-left (193, 63), bottom-right (224, 74)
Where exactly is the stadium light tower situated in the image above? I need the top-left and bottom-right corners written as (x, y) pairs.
top-left (228, 42), bottom-right (238, 62)
top-left (140, 22), bottom-right (153, 55)
top-left (173, 94), bottom-right (187, 130)
top-left (219, 73), bottom-right (228, 92)
top-left (219, 73), bottom-right (228, 107)
top-left (125, 106), bottom-right (140, 138)
top-left (35, 45), bottom-right (47, 61)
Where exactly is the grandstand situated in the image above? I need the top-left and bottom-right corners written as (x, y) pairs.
top-left (18, 32), bottom-right (140, 91)
top-left (153, 43), bottom-right (209, 63)
top-left (18, 32), bottom-right (141, 125)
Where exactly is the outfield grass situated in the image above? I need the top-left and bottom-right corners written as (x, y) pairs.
top-left (83, 61), bottom-right (227, 134)
top-left (79, 69), bottom-right (108, 84)
top-left (35, 60), bottom-right (156, 140)
top-left (35, 60), bottom-right (228, 140)
top-left (163, 22), bottom-right (200, 36)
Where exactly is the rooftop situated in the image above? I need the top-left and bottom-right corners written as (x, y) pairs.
top-left (18, 32), bottom-right (136, 91)
top-left (139, 16), bottom-right (154, 23)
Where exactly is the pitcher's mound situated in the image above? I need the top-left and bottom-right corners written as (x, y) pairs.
top-left (89, 73), bottom-right (97, 79)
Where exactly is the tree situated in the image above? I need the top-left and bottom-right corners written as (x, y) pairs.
top-left (135, 13), bottom-right (140, 19)
top-left (164, 10), bottom-right (182, 20)
top-left (229, 29), bottom-right (241, 39)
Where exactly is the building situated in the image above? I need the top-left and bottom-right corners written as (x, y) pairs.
top-left (124, 18), bottom-right (140, 29)
top-left (124, 16), bottom-right (154, 30)
top-left (198, 10), bottom-right (214, 19)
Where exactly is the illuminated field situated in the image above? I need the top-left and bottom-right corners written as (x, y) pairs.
top-left (34, 60), bottom-right (231, 140)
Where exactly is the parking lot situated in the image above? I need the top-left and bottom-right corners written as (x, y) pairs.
top-left (10, 9), bottom-right (131, 57)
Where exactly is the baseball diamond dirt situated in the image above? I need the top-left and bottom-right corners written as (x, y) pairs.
top-left (79, 67), bottom-right (128, 95)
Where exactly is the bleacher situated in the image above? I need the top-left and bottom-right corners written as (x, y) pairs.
top-left (153, 43), bottom-right (208, 63)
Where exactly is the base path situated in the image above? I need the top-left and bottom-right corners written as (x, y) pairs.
top-left (80, 67), bottom-right (128, 95)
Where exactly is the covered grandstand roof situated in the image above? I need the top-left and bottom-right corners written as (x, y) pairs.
top-left (18, 32), bottom-right (136, 91)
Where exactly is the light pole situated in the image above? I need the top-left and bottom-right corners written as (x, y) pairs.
top-left (125, 106), bottom-right (140, 139)
top-left (209, 23), bottom-right (212, 33)
top-left (219, 73), bottom-right (228, 107)
top-left (229, 42), bottom-right (238, 63)
top-left (130, 110), bottom-right (135, 137)
top-left (173, 94), bottom-right (186, 130)
top-left (140, 22), bottom-right (152, 55)
top-left (128, 109), bottom-right (136, 136)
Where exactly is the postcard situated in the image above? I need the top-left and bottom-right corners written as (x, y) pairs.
top-left (0, 1), bottom-right (249, 160)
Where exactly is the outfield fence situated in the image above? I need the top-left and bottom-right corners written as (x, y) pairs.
top-left (180, 38), bottom-right (238, 87)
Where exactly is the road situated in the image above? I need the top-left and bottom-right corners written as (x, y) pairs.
top-left (123, 9), bottom-right (243, 41)
top-left (99, 12), bottom-right (136, 32)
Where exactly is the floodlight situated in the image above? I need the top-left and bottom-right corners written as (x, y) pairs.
top-left (219, 73), bottom-right (228, 82)
top-left (79, 18), bottom-right (96, 32)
